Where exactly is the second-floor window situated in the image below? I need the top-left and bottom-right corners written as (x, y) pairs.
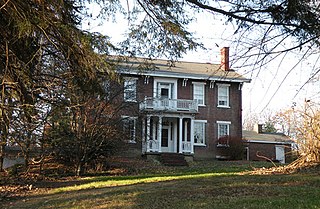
top-left (193, 83), bottom-right (205, 106)
top-left (124, 77), bottom-right (137, 102)
top-left (217, 84), bottom-right (230, 108)
top-left (102, 80), bottom-right (110, 101)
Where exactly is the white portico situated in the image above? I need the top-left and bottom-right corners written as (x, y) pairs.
top-left (139, 77), bottom-right (198, 154)
top-left (141, 114), bottom-right (196, 154)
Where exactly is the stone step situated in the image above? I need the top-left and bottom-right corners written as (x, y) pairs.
top-left (160, 153), bottom-right (188, 166)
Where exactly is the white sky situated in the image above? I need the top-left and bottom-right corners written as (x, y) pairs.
top-left (83, 2), bottom-right (320, 120)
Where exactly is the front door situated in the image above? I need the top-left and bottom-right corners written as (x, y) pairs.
top-left (161, 126), bottom-right (174, 152)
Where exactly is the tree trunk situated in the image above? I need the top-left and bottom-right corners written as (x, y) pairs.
top-left (76, 161), bottom-right (85, 176)
top-left (0, 144), bottom-right (4, 171)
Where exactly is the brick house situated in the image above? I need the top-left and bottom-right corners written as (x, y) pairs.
top-left (243, 124), bottom-right (295, 163)
top-left (115, 47), bottom-right (250, 161)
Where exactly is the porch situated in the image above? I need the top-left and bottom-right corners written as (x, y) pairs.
top-left (141, 115), bottom-right (195, 154)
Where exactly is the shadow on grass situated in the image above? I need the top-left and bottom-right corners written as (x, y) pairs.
top-left (4, 172), bottom-right (320, 209)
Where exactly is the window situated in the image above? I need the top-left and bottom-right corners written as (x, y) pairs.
top-left (158, 83), bottom-right (172, 99)
top-left (124, 77), bottom-right (137, 102)
top-left (194, 121), bottom-right (206, 146)
top-left (217, 84), bottom-right (230, 107)
top-left (153, 78), bottom-right (177, 99)
top-left (193, 83), bottom-right (205, 106)
top-left (217, 121), bottom-right (231, 146)
top-left (102, 80), bottom-right (110, 100)
top-left (122, 116), bottom-right (137, 143)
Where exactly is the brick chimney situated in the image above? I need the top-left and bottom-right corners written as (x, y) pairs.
top-left (254, 124), bottom-right (263, 134)
top-left (220, 47), bottom-right (229, 71)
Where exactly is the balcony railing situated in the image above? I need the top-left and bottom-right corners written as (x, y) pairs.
top-left (140, 97), bottom-right (198, 113)
top-left (182, 141), bottom-right (192, 153)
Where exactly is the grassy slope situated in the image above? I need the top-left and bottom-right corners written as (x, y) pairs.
top-left (3, 160), bottom-right (320, 209)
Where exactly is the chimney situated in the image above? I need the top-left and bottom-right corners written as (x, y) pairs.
top-left (254, 124), bottom-right (263, 134)
top-left (220, 47), bottom-right (229, 71)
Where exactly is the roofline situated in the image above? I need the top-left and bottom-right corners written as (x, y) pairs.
top-left (118, 70), bottom-right (251, 83)
top-left (245, 140), bottom-right (294, 144)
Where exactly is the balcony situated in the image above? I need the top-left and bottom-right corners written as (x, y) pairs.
top-left (140, 97), bottom-right (198, 113)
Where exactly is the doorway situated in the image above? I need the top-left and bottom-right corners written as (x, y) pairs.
top-left (161, 125), bottom-right (174, 152)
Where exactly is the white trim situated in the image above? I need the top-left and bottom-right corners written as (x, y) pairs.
top-left (120, 70), bottom-right (251, 83)
top-left (210, 81), bottom-right (215, 88)
top-left (144, 75), bottom-right (150, 84)
top-left (121, 115), bottom-right (138, 119)
top-left (195, 119), bottom-right (207, 123)
top-left (216, 121), bottom-right (231, 124)
top-left (182, 78), bottom-right (188, 87)
top-left (192, 81), bottom-right (206, 85)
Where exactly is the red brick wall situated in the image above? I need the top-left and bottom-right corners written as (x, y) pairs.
top-left (184, 80), bottom-right (243, 159)
top-left (121, 75), bottom-right (243, 159)
top-left (248, 143), bottom-right (275, 161)
top-left (247, 142), bottom-right (292, 162)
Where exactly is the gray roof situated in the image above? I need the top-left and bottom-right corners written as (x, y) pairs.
top-left (243, 130), bottom-right (293, 144)
top-left (111, 57), bottom-right (250, 83)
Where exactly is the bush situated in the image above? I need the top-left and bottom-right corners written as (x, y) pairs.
top-left (217, 136), bottom-right (245, 160)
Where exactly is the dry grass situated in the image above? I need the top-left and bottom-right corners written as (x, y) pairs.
top-left (1, 159), bottom-right (320, 209)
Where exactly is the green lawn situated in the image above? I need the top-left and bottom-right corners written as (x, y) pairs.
top-left (3, 161), bottom-right (320, 209)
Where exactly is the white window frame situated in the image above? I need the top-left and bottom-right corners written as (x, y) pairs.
top-left (194, 120), bottom-right (207, 146)
top-left (124, 77), bottom-right (138, 102)
top-left (122, 116), bottom-right (137, 143)
top-left (102, 80), bottom-right (110, 100)
top-left (217, 121), bottom-right (231, 147)
top-left (153, 78), bottom-right (177, 99)
top-left (193, 82), bottom-right (205, 106)
top-left (217, 84), bottom-right (230, 108)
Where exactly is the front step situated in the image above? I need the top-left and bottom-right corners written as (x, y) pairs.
top-left (160, 153), bottom-right (188, 166)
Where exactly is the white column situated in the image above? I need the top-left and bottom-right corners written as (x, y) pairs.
top-left (179, 117), bottom-right (183, 153)
top-left (173, 121), bottom-right (177, 153)
top-left (158, 116), bottom-right (162, 152)
top-left (152, 120), bottom-right (156, 141)
top-left (146, 116), bottom-right (151, 152)
top-left (142, 118), bottom-right (146, 142)
top-left (190, 118), bottom-right (194, 154)
top-left (184, 120), bottom-right (188, 141)
top-left (142, 117), bottom-right (146, 154)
